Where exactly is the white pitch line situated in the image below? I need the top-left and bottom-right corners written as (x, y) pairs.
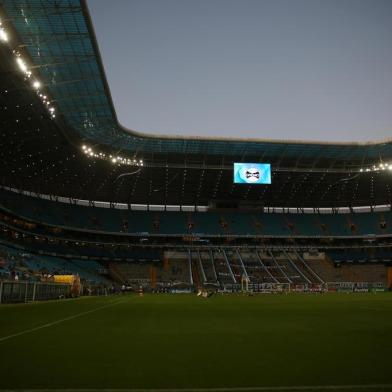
top-left (1, 385), bottom-right (392, 392)
top-left (0, 298), bottom-right (126, 344)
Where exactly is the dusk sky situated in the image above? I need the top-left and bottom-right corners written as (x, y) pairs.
top-left (88, 0), bottom-right (392, 142)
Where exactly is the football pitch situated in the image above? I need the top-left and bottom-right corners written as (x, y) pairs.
top-left (1, 293), bottom-right (392, 392)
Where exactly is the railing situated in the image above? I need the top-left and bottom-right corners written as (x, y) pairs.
top-left (0, 280), bottom-right (71, 304)
top-left (325, 281), bottom-right (386, 292)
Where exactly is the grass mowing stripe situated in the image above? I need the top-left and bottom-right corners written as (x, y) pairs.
top-left (0, 297), bottom-right (126, 344)
top-left (1, 384), bottom-right (392, 391)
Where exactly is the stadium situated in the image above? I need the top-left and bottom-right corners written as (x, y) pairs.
top-left (0, 0), bottom-right (392, 391)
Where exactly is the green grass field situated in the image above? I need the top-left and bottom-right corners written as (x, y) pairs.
top-left (1, 293), bottom-right (392, 391)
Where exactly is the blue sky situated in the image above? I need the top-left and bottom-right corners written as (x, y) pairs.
top-left (88, 0), bottom-right (392, 142)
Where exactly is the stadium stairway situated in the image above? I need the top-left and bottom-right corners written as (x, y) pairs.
top-left (189, 251), bottom-right (203, 288)
top-left (196, 250), bottom-right (208, 284)
top-left (240, 250), bottom-right (277, 283)
top-left (294, 251), bottom-right (325, 284)
top-left (273, 252), bottom-right (306, 285)
top-left (224, 249), bottom-right (243, 283)
top-left (267, 250), bottom-right (293, 284)
top-left (283, 251), bottom-right (312, 284)
top-left (255, 250), bottom-right (280, 283)
top-left (198, 250), bottom-right (218, 284)
top-left (212, 250), bottom-right (236, 285)
top-left (284, 251), bottom-right (322, 284)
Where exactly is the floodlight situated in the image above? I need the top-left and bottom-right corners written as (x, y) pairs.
top-left (0, 28), bottom-right (8, 42)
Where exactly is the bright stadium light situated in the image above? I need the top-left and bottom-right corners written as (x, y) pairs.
top-left (80, 144), bottom-right (143, 167)
top-left (0, 28), bottom-right (8, 42)
top-left (16, 57), bottom-right (28, 73)
top-left (12, 48), bottom-right (58, 121)
top-left (360, 161), bottom-right (392, 173)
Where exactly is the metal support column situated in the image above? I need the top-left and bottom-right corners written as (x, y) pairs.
top-left (235, 249), bottom-right (249, 280)
top-left (255, 250), bottom-right (279, 283)
top-left (295, 251), bottom-right (325, 284)
top-left (197, 250), bottom-right (207, 283)
top-left (284, 250), bottom-right (311, 284)
top-left (268, 250), bottom-right (293, 284)
top-left (209, 250), bottom-right (218, 282)
top-left (24, 281), bottom-right (28, 303)
top-left (222, 248), bottom-right (237, 283)
top-left (187, 249), bottom-right (194, 285)
top-left (32, 282), bottom-right (37, 301)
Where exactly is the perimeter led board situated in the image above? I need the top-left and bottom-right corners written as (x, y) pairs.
top-left (233, 163), bottom-right (271, 184)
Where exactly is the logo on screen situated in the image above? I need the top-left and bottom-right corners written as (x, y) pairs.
top-left (233, 163), bottom-right (271, 184)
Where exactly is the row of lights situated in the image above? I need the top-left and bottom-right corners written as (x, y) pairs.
top-left (82, 145), bottom-right (144, 166)
top-left (360, 163), bottom-right (392, 173)
top-left (3, 18), bottom-right (390, 176)
top-left (83, 144), bottom-right (392, 173)
top-left (0, 18), bottom-right (56, 119)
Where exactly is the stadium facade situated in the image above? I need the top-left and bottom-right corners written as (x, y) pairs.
top-left (0, 0), bottom-right (391, 296)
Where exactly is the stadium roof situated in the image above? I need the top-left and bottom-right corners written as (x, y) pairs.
top-left (2, 0), bottom-right (392, 159)
top-left (0, 0), bottom-right (391, 208)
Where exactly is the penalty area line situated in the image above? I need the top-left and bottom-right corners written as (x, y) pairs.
top-left (0, 298), bottom-right (126, 344)
top-left (1, 384), bottom-right (392, 392)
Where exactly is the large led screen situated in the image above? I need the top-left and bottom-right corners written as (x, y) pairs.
top-left (233, 163), bottom-right (271, 184)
